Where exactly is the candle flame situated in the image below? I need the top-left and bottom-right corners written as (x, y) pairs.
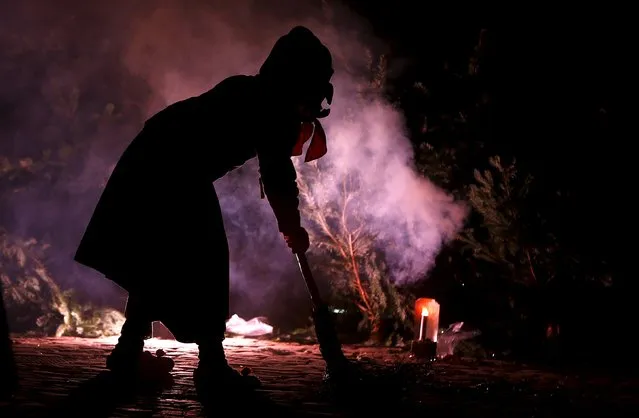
top-left (421, 307), bottom-right (429, 317)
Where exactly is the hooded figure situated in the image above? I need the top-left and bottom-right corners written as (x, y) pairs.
top-left (74, 26), bottom-right (334, 387)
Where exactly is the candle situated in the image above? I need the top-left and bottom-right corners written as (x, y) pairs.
top-left (418, 307), bottom-right (428, 341)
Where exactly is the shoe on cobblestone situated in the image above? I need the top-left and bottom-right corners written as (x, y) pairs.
top-left (323, 359), bottom-right (362, 386)
top-left (0, 382), bottom-right (17, 402)
top-left (194, 362), bottom-right (261, 393)
top-left (106, 349), bottom-right (175, 381)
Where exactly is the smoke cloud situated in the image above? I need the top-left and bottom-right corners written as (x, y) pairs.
top-left (1, 0), bottom-right (465, 321)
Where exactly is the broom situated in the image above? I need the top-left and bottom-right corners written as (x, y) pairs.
top-left (295, 253), bottom-right (351, 376)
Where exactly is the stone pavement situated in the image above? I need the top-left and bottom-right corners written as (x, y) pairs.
top-left (0, 336), bottom-right (637, 417)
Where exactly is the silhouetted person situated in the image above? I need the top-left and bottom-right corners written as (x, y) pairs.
top-left (0, 285), bottom-right (18, 398)
top-left (74, 27), bottom-right (334, 388)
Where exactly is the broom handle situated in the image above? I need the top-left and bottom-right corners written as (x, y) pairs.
top-left (296, 253), bottom-right (349, 366)
top-left (295, 253), bottom-right (324, 309)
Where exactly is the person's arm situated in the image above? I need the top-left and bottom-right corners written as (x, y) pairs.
top-left (257, 138), bottom-right (302, 235)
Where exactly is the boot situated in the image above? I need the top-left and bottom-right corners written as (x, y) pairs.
top-left (107, 347), bottom-right (174, 377)
top-left (107, 320), bottom-right (174, 380)
top-left (193, 340), bottom-right (260, 392)
top-left (0, 359), bottom-right (17, 401)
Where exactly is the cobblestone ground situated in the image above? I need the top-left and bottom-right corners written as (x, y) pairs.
top-left (0, 337), bottom-right (637, 417)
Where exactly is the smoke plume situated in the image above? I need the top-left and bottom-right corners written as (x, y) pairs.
top-left (0, 0), bottom-right (466, 321)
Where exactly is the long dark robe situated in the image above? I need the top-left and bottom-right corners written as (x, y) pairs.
top-left (74, 75), bottom-right (303, 342)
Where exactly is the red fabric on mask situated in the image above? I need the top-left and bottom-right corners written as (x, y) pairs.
top-left (291, 120), bottom-right (327, 162)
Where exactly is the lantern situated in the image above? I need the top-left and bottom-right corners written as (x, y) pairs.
top-left (411, 298), bottom-right (440, 360)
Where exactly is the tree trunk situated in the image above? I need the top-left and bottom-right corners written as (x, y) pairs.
top-left (369, 317), bottom-right (388, 344)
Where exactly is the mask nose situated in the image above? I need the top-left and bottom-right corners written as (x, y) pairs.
top-left (325, 82), bottom-right (334, 105)
top-left (316, 82), bottom-right (333, 118)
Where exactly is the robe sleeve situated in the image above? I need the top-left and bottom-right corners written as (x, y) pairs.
top-left (256, 125), bottom-right (302, 235)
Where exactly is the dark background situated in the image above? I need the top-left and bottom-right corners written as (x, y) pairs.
top-left (339, 5), bottom-right (631, 364)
